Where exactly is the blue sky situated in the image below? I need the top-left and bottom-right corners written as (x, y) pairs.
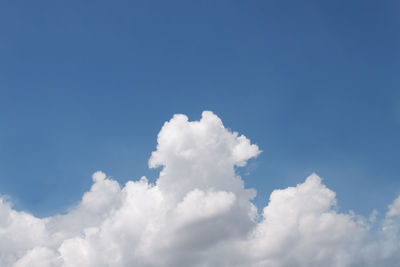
top-left (0, 0), bottom-right (399, 219)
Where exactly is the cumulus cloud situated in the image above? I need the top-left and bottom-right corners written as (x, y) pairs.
top-left (387, 196), bottom-right (400, 218)
top-left (1, 111), bottom-right (400, 266)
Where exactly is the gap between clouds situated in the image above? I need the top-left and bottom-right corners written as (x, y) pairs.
top-left (1, 111), bottom-right (400, 267)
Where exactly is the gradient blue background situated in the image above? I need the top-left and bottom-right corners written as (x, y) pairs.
top-left (1, 0), bottom-right (399, 218)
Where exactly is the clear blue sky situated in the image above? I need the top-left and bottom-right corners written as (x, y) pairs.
top-left (0, 0), bottom-right (399, 218)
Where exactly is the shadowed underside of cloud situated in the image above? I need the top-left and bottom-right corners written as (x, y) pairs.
top-left (1, 111), bottom-right (400, 267)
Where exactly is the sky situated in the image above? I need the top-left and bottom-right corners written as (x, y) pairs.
top-left (0, 2), bottom-right (400, 265)
top-left (1, 0), bottom-right (399, 218)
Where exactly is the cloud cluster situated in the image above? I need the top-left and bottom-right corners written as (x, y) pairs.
top-left (1, 111), bottom-right (400, 266)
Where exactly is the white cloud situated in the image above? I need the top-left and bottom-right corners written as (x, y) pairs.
top-left (387, 195), bottom-right (400, 218)
top-left (247, 174), bottom-right (368, 267)
top-left (14, 247), bottom-right (60, 267)
top-left (1, 111), bottom-right (400, 266)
